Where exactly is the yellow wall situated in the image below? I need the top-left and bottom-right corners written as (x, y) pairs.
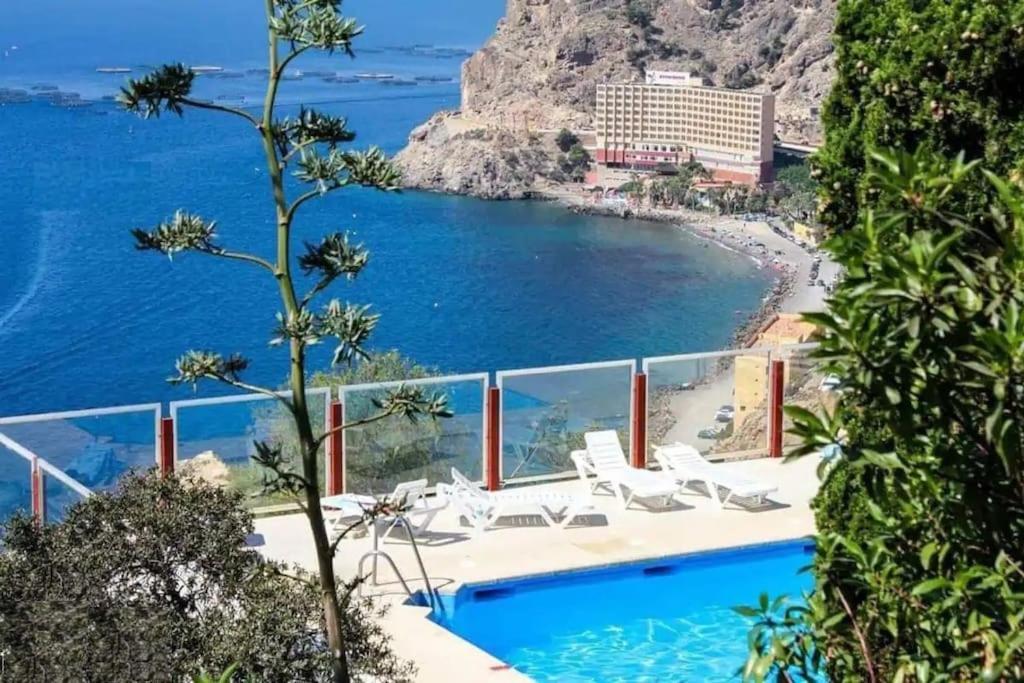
top-left (792, 221), bottom-right (824, 247)
top-left (733, 354), bottom-right (768, 429)
top-left (756, 313), bottom-right (817, 347)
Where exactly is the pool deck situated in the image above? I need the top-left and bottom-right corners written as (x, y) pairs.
top-left (253, 456), bottom-right (820, 682)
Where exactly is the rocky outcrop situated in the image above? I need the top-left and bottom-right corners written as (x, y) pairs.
top-left (397, 0), bottom-right (837, 197)
top-left (394, 111), bottom-right (560, 199)
top-left (466, 0), bottom-right (834, 133)
top-left (178, 451), bottom-right (231, 489)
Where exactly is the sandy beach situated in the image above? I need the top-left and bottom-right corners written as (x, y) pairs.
top-left (551, 194), bottom-right (839, 332)
top-left (548, 191), bottom-right (838, 458)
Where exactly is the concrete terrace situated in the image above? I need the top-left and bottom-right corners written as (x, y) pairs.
top-left (253, 456), bottom-right (821, 682)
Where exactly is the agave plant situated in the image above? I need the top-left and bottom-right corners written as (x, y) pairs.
top-left (120, 3), bottom-right (451, 681)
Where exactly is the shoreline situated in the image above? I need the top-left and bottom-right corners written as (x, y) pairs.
top-left (555, 197), bottom-right (813, 348)
top-left (399, 179), bottom-right (829, 353)
top-left (541, 193), bottom-right (839, 456)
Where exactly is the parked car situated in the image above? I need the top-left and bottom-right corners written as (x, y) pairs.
top-left (819, 374), bottom-right (844, 392)
top-left (698, 425), bottom-right (726, 440)
top-left (715, 405), bottom-right (735, 423)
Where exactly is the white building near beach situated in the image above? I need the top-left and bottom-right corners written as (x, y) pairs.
top-left (595, 70), bottom-right (775, 185)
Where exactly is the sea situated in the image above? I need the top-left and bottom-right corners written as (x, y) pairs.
top-left (0, 0), bottom-right (774, 417)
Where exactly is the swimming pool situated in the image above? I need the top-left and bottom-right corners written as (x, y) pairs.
top-left (428, 539), bottom-right (814, 682)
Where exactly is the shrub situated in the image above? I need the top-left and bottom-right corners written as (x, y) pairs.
top-left (558, 143), bottom-right (592, 183)
top-left (0, 473), bottom-right (414, 682)
top-left (627, 47), bottom-right (650, 71)
top-left (310, 349), bottom-right (438, 388)
top-left (656, 41), bottom-right (686, 59)
top-left (555, 128), bottom-right (579, 153)
top-left (311, 351), bottom-right (491, 494)
top-left (775, 157), bottom-right (819, 220)
top-left (815, 0), bottom-right (1024, 235)
top-left (625, 0), bottom-right (653, 29)
top-left (723, 62), bottom-right (760, 89)
top-left (741, 150), bottom-right (1024, 682)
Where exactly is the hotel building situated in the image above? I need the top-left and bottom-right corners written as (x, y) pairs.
top-left (595, 70), bottom-right (775, 185)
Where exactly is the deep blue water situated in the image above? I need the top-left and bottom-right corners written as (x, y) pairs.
top-left (431, 540), bottom-right (816, 682)
top-left (0, 1), bottom-right (773, 417)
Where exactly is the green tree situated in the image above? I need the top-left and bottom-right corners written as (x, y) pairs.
top-left (741, 150), bottom-right (1024, 682)
top-left (618, 180), bottom-right (642, 195)
top-left (775, 158), bottom-right (815, 195)
top-left (774, 157), bottom-right (818, 221)
top-left (647, 179), bottom-right (667, 207)
top-left (0, 473), bottom-right (413, 682)
top-left (625, 0), bottom-right (653, 29)
top-left (309, 349), bottom-right (438, 388)
top-left (559, 142), bottom-right (592, 183)
top-left (555, 127), bottom-right (580, 153)
top-left (815, 0), bottom-right (1024, 235)
top-left (706, 184), bottom-right (750, 215)
top-left (309, 351), bottom-right (471, 493)
top-left (676, 160), bottom-right (712, 187)
top-left (118, 4), bottom-right (451, 681)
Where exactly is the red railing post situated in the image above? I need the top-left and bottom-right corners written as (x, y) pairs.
top-left (327, 401), bottom-right (344, 495)
top-left (31, 458), bottom-right (44, 524)
top-left (768, 359), bottom-right (786, 458)
top-left (485, 386), bottom-right (501, 491)
top-left (159, 417), bottom-right (175, 476)
top-left (632, 371), bottom-right (648, 469)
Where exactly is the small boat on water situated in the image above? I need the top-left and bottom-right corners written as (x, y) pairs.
top-left (0, 88), bottom-right (31, 104)
top-left (379, 79), bottom-right (418, 87)
top-left (38, 91), bottom-right (90, 108)
top-left (190, 65), bottom-right (224, 74)
top-left (355, 72), bottom-right (395, 80)
top-left (96, 67), bottom-right (132, 74)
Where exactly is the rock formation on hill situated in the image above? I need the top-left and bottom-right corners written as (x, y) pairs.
top-left (395, 0), bottom-right (837, 198)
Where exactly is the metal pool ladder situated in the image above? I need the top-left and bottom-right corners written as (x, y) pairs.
top-left (356, 514), bottom-right (442, 613)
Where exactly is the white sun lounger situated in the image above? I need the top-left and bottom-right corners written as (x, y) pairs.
top-left (653, 442), bottom-right (778, 509)
top-left (440, 468), bottom-right (593, 536)
top-left (574, 430), bottom-right (680, 509)
top-left (321, 478), bottom-right (446, 541)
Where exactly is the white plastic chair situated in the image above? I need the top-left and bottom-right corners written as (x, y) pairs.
top-left (577, 430), bottom-right (680, 509)
top-left (440, 468), bottom-right (593, 537)
top-left (653, 442), bottom-right (778, 508)
top-left (321, 478), bottom-right (446, 541)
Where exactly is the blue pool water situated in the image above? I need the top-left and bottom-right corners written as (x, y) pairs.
top-left (429, 540), bottom-right (815, 682)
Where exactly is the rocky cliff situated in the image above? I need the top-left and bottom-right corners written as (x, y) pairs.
top-left (396, 0), bottom-right (837, 198)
